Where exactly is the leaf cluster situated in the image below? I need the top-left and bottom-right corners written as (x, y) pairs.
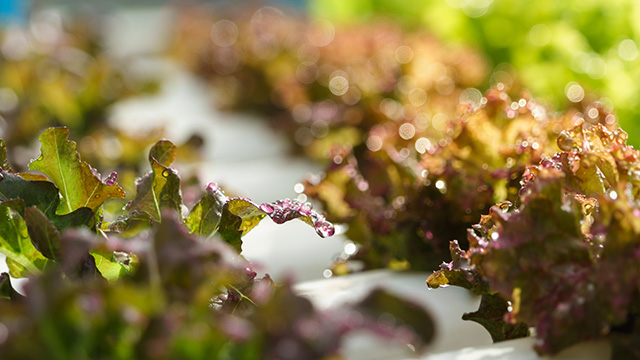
top-left (428, 123), bottom-right (640, 355)
top-left (304, 88), bottom-right (616, 272)
top-left (0, 127), bottom-right (435, 358)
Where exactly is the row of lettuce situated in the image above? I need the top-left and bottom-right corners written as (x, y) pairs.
top-left (171, 5), bottom-right (640, 356)
top-left (1, 4), bottom-right (639, 357)
top-left (0, 129), bottom-right (434, 358)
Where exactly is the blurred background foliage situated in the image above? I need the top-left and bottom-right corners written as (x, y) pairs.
top-left (310, 0), bottom-right (640, 145)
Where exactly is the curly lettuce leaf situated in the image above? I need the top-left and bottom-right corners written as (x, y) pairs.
top-left (185, 182), bottom-right (335, 251)
top-left (123, 140), bottom-right (182, 223)
top-left (427, 239), bottom-right (530, 343)
top-left (220, 196), bottom-right (335, 251)
top-left (28, 127), bottom-right (125, 214)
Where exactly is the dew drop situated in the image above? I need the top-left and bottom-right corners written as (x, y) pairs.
top-left (557, 132), bottom-right (575, 151)
top-left (162, 169), bottom-right (171, 178)
top-left (105, 171), bottom-right (117, 186)
top-left (300, 202), bottom-right (312, 215)
top-left (206, 182), bottom-right (220, 192)
top-left (259, 203), bottom-right (275, 214)
top-left (315, 222), bottom-right (335, 237)
top-left (110, 220), bottom-right (127, 233)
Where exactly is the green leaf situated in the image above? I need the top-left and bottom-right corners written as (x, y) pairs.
top-left (28, 127), bottom-right (125, 215)
top-left (185, 183), bottom-right (227, 238)
top-left (216, 197), bottom-right (271, 251)
top-left (125, 140), bottom-right (182, 222)
top-left (149, 139), bottom-right (177, 167)
top-left (24, 206), bottom-right (61, 260)
top-left (221, 199), bottom-right (266, 235)
top-left (0, 201), bottom-right (52, 277)
top-left (90, 249), bottom-right (135, 281)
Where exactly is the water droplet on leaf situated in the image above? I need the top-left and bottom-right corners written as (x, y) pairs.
top-left (105, 171), bottom-right (117, 186)
top-left (557, 132), bottom-right (574, 151)
top-left (259, 203), bottom-right (275, 214)
top-left (315, 221), bottom-right (335, 237)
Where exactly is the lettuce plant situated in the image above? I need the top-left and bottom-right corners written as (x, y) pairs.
top-left (428, 123), bottom-right (640, 356)
top-left (304, 88), bottom-right (616, 272)
top-left (0, 127), bottom-right (435, 358)
top-left (170, 5), bottom-right (488, 159)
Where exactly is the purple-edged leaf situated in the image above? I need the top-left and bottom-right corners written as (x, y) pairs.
top-left (185, 182), bottom-right (228, 238)
top-left (258, 198), bottom-right (335, 238)
top-left (149, 139), bottom-right (176, 167)
top-left (0, 201), bottom-right (52, 277)
top-left (426, 239), bottom-right (488, 294)
top-left (28, 127), bottom-right (125, 214)
top-left (24, 206), bottom-right (61, 260)
top-left (218, 196), bottom-right (335, 251)
top-left (124, 140), bottom-right (182, 222)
